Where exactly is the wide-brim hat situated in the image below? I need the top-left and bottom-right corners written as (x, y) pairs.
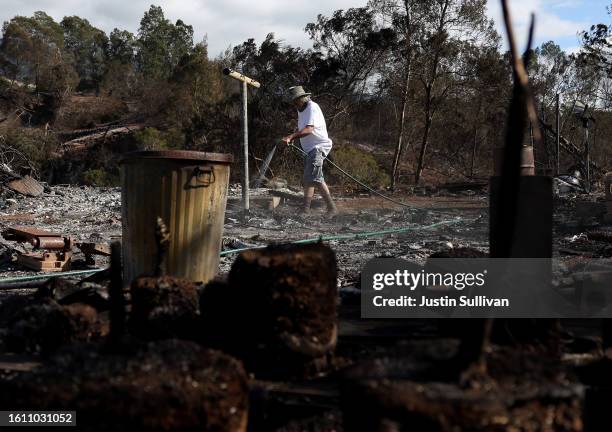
top-left (286, 86), bottom-right (311, 101)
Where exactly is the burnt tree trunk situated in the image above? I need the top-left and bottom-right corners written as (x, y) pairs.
top-left (390, 4), bottom-right (413, 190)
top-left (415, 91), bottom-right (433, 185)
top-left (469, 101), bottom-right (483, 179)
top-left (390, 63), bottom-right (411, 190)
top-left (413, 0), bottom-right (448, 185)
top-left (470, 131), bottom-right (478, 179)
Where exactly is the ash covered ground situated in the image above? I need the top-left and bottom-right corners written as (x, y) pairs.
top-left (0, 184), bottom-right (491, 284)
top-left (2, 183), bottom-right (611, 296)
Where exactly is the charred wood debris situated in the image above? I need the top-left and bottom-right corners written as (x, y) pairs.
top-left (0, 15), bottom-right (612, 432)
top-left (0, 161), bottom-right (610, 431)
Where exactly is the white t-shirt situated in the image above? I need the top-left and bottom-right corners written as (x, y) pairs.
top-left (297, 101), bottom-right (332, 155)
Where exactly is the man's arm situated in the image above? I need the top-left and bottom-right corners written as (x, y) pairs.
top-left (282, 125), bottom-right (314, 145)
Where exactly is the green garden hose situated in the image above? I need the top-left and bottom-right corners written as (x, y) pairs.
top-left (0, 218), bottom-right (467, 287)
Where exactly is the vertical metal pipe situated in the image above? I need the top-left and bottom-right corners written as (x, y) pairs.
top-left (585, 126), bottom-right (590, 193)
top-left (540, 102), bottom-right (546, 171)
top-left (242, 80), bottom-right (250, 213)
top-left (556, 93), bottom-right (560, 175)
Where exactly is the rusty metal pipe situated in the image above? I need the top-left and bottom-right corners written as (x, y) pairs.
top-left (32, 237), bottom-right (67, 250)
top-left (493, 146), bottom-right (535, 177)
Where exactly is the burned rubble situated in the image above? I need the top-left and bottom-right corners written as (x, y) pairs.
top-left (341, 342), bottom-right (583, 432)
top-left (1, 149), bottom-right (612, 431)
top-left (0, 5), bottom-right (611, 432)
top-left (4, 298), bottom-right (102, 355)
top-left (212, 243), bottom-right (338, 379)
top-left (0, 340), bottom-right (250, 431)
top-left (129, 275), bottom-right (200, 341)
top-left (0, 185), bottom-right (121, 280)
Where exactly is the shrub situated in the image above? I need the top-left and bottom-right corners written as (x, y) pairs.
top-left (81, 168), bottom-right (117, 186)
top-left (328, 143), bottom-right (390, 189)
top-left (0, 122), bottom-right (60, 177)
top-left (134, 127), bottom-right (185, 150)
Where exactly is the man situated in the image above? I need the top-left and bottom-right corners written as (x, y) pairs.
top-left (281, 86), bottom-right (338, 215)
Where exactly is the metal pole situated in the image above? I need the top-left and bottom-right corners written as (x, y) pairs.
top-left (585, 124), bottom-right (590, 193)
top-left (242, 80), bottom-right (249, 213)
top-left (222, 68), bottom-right (259, 215)
top-left (556, 93), bottom-right (560, 175)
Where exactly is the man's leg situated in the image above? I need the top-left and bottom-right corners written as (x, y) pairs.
top-left (316, 181), bottom-right (338, 215)
top-left (302, 150), bottom-right (317, 214)
top-left (302, 184), bottom-right (315, 214)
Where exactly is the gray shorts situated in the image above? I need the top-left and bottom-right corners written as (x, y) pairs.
top-left (303, 148), bottom-right (324, 184)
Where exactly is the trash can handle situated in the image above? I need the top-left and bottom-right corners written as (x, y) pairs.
top-left (185, 165), bottom-right (215, 189)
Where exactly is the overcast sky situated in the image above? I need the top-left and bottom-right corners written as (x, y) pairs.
top-left (0, 0), bottom-right (609, 56)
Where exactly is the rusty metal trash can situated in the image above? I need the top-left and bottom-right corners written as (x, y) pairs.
top-left (121, 150), bottom-right (233, 285)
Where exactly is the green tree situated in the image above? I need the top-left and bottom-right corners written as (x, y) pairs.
top-left (305, 7), bottom-right (396, 128)
top-left (0, 11), bottom-right (76, 92)
top-left (61, 16), bottom-right (109, 90)
top-left (109, 29), bottom-right (137, 64)
top-left (580, 4), bottom-right (611, 76)
top-left (166, 42), bottom-right (224, 147)
top-left (136, 5), bottom-right (194, 79)
top-left (101, 29), bottom-right (138, 98)
top-left (579, 4), bottom-right (612, 109)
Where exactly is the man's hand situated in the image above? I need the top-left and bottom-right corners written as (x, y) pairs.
top-left (282, 126), bottom-right (313, 145)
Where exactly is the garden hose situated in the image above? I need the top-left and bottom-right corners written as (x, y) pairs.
top-left (0, 218), bottom-right (467, 288)
top-left (289, 142), bottom-right (414, 209)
